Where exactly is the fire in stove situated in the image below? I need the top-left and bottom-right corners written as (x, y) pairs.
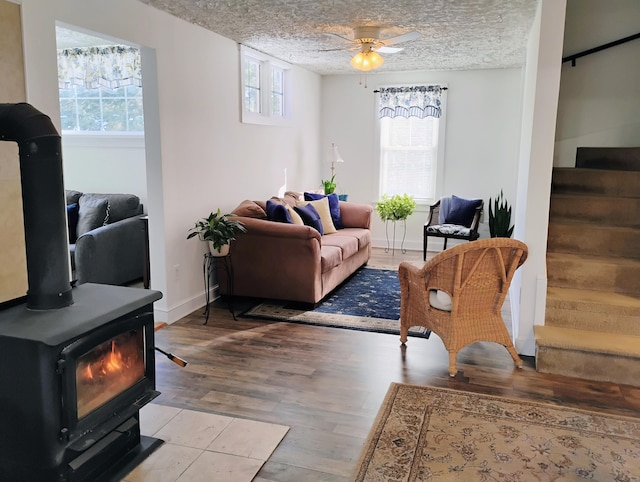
top-left (76, 329), bottom-right (146, 419)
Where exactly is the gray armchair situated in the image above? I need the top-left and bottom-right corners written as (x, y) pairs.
top-left (66, 190), bottom-right (145, 286)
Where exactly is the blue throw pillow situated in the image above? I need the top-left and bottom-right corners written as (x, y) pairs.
top-left (294, 203), bottom-right (324, 235)
top-left (304, 192), bottom-right (343, 229)
top-left (444, 195), bottom-right (483, 227)
top-left (266, 200), bottom-right (292, 223)
top-left (66, 202), bottom-right (79, 243)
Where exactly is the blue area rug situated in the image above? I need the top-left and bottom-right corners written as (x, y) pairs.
top-left (240, 267), bottom-right (430, 338)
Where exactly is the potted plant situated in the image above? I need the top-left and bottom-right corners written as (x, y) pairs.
top-left (322, 175), bottom-right (337, 195)
top-left (187, 209), bottom-right (247, 256)
top-left (489, 190), bottom-right (514, 238)
top-left (375, 193), bottom-right (417, 221)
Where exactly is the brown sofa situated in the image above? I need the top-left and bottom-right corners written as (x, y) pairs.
top-left (218, 194), bottom-right (373, 305)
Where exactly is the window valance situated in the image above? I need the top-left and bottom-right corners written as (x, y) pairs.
top-left (378, 85), bottom-right (446, 119)
top-left (57, 46), bottom-right (142, 90)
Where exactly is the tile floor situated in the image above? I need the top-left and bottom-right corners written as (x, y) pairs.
top-left (122, 403), bottom-right (289, 482)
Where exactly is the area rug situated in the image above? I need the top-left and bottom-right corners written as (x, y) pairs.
top-left (240, 267), bottom-right (429, 338)
top-left (354, 383), bottom-right (640, 481)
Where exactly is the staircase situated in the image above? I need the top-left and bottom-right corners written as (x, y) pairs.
top-left (535, 147), bottom-right (640, 386)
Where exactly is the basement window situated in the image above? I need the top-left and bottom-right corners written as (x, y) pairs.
top-left (240, 45), bottom-right (292, 126)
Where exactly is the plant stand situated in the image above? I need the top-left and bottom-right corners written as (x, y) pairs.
top-left (385, 219), bottom-right (407, 255)
top-left (203, 253), bottom-right (235, 324)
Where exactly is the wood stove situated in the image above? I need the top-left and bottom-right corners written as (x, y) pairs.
top-left (0, 103), bottom-right (164, 481)
top-left (0, 284), bottom-right (162, 481)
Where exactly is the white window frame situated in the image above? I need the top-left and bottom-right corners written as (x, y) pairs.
top-left (240, 45), bottom-right (292, 126)
top-left (375, 84), bottom-right (447, 209)
top-left (59, 83), bottom-right (145, 135)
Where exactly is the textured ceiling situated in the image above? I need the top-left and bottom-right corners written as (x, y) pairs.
top-left (134, 0), bottom-right (539, 74)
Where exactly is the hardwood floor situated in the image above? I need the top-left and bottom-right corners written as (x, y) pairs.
top-left (153, 248), bottom-right (640, 481)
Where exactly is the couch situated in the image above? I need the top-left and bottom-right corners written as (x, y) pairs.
top-left (218, 192), bottom-right (373, 305)
top-left (66, 190), bottom-right (145, 286)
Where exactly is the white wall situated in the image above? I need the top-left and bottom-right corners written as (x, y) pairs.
top-left (322, 69), bottom-right (523, 251)
top-left (554, 0), bottom-right (640, 166)
top-left (512, 0), bottom-right (566, 356)
top-left (62, 135), bottom-right (148, 208)
top-left (19, 0), bottom-right (322, 323)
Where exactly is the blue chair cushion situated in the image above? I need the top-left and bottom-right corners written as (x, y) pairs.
top-left (444, 195), bottom-right (482, 227)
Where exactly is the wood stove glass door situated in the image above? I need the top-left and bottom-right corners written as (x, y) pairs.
top-left (75, 328), bottom-right (145, 419)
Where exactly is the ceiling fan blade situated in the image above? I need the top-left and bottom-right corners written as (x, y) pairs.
top-left (324, 32), bottom-right (354, 43)
top-left (377, 46), bottom-right (404, 54)
top-left (380, 31), bottom-right (422, 46)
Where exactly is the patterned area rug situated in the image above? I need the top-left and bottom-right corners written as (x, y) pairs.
top-left (354, 383), bottom-right (640, 481)
top-left (240, 267), bottom-right (429, 338)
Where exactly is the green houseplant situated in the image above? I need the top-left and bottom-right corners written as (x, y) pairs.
top-left (322, 175), bottom-right (337, 195)
top-left (489, 190), bottom-right (514, 238)
top-left (187, 209), bottom-right (247, 256)
top-left (375, 193), bottom-right (417, 221)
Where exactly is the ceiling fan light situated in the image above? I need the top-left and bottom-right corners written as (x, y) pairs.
top-left (350, 51), bottom-right (384, 71)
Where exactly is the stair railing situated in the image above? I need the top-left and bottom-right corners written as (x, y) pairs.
top-left (563, 32), bottom-right (640, 66)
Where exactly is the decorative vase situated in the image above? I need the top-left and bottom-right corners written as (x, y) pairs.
top-left (208, 241), bottom-right (230, 257)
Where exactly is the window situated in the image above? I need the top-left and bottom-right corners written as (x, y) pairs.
top-left (244, 57), bottom-right (261, 114)
top-left (240, 45), bottom-right (291, 125)
top-left (59, 84), bottom-right (144, 132)
top-left (378, 86), bottom-right (446, 204)
top-left (380, 115), bottom-right (439, 203)
top-left (57, 45), bottom-right (144, 133)
top-left (271, 66), bottom-right (285, 117)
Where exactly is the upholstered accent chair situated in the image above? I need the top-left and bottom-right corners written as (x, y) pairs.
top-left (399, 238), bottom-right (528, 377)
top-left (423, 195), bottom-right (483, 261)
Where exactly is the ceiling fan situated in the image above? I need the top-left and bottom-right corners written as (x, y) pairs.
top-left (327, 26), bottom-right (422, 71)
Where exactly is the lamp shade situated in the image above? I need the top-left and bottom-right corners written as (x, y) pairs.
top-left (331, 143), bottom-right (344, 163)
top-left (350, 50), bottom-right (384, 71)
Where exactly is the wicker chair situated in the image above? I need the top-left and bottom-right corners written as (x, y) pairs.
top-left (399, 238), bottom-right (528, 377)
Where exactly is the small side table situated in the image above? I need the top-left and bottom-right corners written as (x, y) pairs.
top-left (203, 253), bottom-right (236, 324)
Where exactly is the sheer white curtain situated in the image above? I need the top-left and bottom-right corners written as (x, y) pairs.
top-left (378, 85), bottom-right (447, 203)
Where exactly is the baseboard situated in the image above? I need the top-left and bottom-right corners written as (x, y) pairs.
top-left (153, 284), bottom-right (217, 324)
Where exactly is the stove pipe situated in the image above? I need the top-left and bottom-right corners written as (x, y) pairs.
top-left (0, 102), bottom-right (73, 310)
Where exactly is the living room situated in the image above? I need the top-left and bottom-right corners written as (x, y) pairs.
top-left (2, 0), bottom-right (638, 360)
top-left (3, 0), bottom-right (537, 348)
top-left (1, 0), bottom-right (640, 479)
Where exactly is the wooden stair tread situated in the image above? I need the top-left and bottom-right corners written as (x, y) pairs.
top-left (546, 286), bottom-right (640, 310)
top-left (548, 221), bottom-right (639, 232)
top-left (547, 251), bottom-right (640, 267)
top-left (534, 325), bottom-right (640, 357)
top-left (551, 192), bottom-right (640, 201)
